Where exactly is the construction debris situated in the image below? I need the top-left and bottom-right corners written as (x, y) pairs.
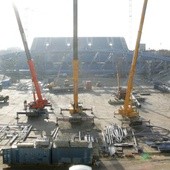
top-left (154, 81), bottom-right (170, 93)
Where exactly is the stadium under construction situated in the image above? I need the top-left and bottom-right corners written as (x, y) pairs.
top-left (1, 36), bottom-right (170, 79)
top-left (0, 0), bottom-right (170, 170)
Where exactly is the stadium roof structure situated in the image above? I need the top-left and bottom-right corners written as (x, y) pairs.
top-left (31, 37), bottom-right (129, 53)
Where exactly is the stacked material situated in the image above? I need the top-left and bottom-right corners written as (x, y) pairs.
top-left (154, 81), bottom-right (170, 93)
top-left (103, 124), bottom-right (127, 145)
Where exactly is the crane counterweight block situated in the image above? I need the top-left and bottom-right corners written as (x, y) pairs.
top-left (28, 99), bottom-right (51, 110)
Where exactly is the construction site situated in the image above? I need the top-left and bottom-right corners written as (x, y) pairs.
top-left (0, 0), bottom-right (170, 170)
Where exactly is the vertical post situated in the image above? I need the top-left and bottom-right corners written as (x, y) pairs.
top-left (116, 64), bottom-right (120, 91)
top-left (73, 0), bottom-right (79, 112)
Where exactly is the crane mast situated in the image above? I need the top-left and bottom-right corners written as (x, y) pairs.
top-left (73, 0), bottom-right (79, 113)
top-left (119, 0), bottom-right (148, 118)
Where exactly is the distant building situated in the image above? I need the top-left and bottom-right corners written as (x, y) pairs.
top-left (0, 37), bottom-right (169, 78)
top-left (30, 37), bottom-right (129, 76)
top-left (139, 43), bottom-right (146, 51)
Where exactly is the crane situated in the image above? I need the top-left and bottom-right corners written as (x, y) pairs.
top-left (72, 0), bottom-right (80, 114)
top-left (118, 0), bottom-right (148, 123)
top-left (58, 0), bottom-right (93, 124)
top-left (108, 63), bottom-right (126, 105)
top-left (13, 4), bottom-right (52, 117)
top-left (115, 64), bottom-right (126, 101)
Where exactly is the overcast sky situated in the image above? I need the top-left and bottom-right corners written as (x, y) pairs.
top-left (0, 0), bottom-right (170, 50)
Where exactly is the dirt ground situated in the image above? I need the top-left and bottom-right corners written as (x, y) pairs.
top-left (0, 76), bottom-right (170, 170)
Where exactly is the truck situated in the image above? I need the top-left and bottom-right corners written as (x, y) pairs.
top-left (0, 95), bottom-right (9, 103)
top-left (0, 83), bottom-right (9, 103)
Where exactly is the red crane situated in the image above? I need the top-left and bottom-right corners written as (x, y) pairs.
top-left (13, 4), bottom-right (52, 117)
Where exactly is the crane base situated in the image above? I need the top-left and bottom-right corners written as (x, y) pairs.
top-left (121, 117), bottom-right (150, 127)
top-left (60, 107), bottom-right (93, 115)
top-left (16, 109), bottom-right (48, 119)
top-left (56, 115), bottom-right (94, 125)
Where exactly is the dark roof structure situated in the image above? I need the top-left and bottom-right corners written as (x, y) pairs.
top-left (31, 37), bottom-right (129, 53)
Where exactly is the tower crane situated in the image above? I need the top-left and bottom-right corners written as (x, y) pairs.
top-left (13, 4), bottom-right (52, 117)
top-left (118, 0), bottom-right (148, 124)
top-left (129, 0), bottom-right (133, 49)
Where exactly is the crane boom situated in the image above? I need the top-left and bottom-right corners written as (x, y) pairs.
top-left (13, 4), bottom-right (49, 110)
top-left (119, 0), bottom-right (148, 118)
top-left (73, 0), bottom-right (79, 112)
